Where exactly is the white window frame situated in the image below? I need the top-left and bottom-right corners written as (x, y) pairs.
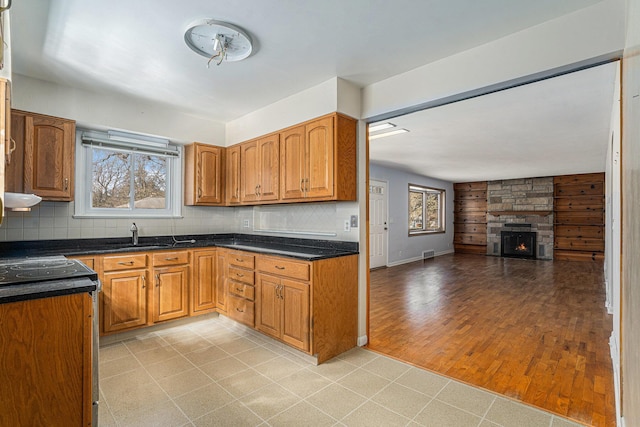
top-left (408, 183), bottom-right (445, 235)
top-left (74, 130), bottom-right (183, 218)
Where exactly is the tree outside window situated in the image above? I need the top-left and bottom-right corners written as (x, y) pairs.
top-left (409, 184), bottom-right (445, 234)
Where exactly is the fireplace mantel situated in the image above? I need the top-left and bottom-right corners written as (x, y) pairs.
top-left (489, 210), bottom-right (552, 216)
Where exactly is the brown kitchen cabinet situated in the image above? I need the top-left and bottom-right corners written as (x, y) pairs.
top-left (6, 110), bottom-right (75, 200)
top-left (226, 250), bottom-right (256, 327)
top-left (184, 143), bottom-right (225, 205)
top-left (280, 113), bottom-right (357, 202)
top-left (191, 249), bottom-right (217, 314)
top-left (0, 292), bottom-right (94, 426)
top-left (101, 253), bottom-right (149, 334)
top-left (152, 251), bottom-right (190, 323)
top-left (216, 250), bottom-right (228, 313)
top-left (225, 144), bottom-right (241, 205)
top-left (240, 133), bottom-right (279, 203)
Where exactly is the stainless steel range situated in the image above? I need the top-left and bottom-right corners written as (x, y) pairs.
top-left (0, 256), bottom-right (100, 426)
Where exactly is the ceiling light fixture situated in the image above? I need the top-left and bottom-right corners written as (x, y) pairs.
top-left (369, 128), bottom-right (409, 140)
top-left (368, 122), bottom-right (396, 133)
top-left (184, 19), bottom-right (253, 67)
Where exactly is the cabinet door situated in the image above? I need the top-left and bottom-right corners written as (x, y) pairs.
top-left (216, 251), bottom-right (228, 313)
top-left (255, 273), bottom-right (281, 339)
top-left (281, 279), bottom-right (310, 352)
top-left (305, 116), bottom-right (334, 199)
top-left (196, 144), bottom-right (224, 204)
top-left (226, 145), bottom-right (241, 205)
top-left (256, 134), bottom-right (280, 201)
top-left (240, 140), bottom-right (260, 203)
top-left (24, 114), bottom-right (75, 200)
top-left (280, 125), bottom-right (306, 200)
top-left (103, 270), bottom-right (148, 333)
top-left (5, 110), bottom-right (24, 193)
top-left (153, 266), bottom-right (189, 323)
top-left (192, 250), bottom-right (217, 314)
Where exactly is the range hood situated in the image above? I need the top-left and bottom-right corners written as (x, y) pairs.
top-left (4, 192), bottom-right (42, 211)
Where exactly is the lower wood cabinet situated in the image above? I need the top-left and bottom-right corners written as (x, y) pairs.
top-left (152, 265), bottom-right (189, 323)
top-left (191, 250), bottom-right (217, 314)
top-left (102, 269), bottom-right (148, 333)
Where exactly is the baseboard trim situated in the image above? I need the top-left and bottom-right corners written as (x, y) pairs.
top-left (357, 335), bottom-right (368, 347)
top-left (386, 249), bottom-right (454, 268)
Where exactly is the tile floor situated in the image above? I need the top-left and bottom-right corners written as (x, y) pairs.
top-left (99, 315), bottom-right (586, 427)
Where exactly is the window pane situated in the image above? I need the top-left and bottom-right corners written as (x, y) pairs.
top-left (91, 148), bottom-right (131, 208)
top-left (133, 154), bottom-right (166, 209)
top-left (409, 191), bottom-right (423, 230)
top-left (425, 193), bottom-right (440, 229)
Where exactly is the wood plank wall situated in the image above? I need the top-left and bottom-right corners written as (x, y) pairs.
top-left (453, 182), bottom-right (488, 254)
top-left (553, 173), bottom-right (605, 262)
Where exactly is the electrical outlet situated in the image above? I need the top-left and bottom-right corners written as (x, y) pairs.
top-left (243, 219), bottom-right (250, 228)
top-left (350, 215), bottom-right (358, 228)
top-left (344, 220), bottom-right (350, 232)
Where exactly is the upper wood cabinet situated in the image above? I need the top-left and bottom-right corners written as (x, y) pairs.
top-left (6, 110), bottom-right (75, 200)
top-left (240, 134), bottom-right (279, 203)
top-left (225, 145), bottom-right (241, 205)
top-left (184, 143), bottom-right (225, 205)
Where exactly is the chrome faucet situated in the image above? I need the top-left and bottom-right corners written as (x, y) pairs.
top-left (130, 223), bottom-right (138, 246)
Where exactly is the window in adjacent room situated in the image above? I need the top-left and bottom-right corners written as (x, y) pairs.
top-left (75, 130), bottom-right (182, 218)
top-left (408, 184), bottom-right (445, 234)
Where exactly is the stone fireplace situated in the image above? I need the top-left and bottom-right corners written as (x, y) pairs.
top-left (486, 177), bottom-right (554, 260)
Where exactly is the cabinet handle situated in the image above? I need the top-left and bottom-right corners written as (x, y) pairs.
top-left (6, 138), bottom-right (15, 164)
top-left (236, 307), bottom-right (244, 313)
top-left (235, 258), bottom-right (244, 263)
top-left (156, 273), bottom-right (160, 287)
top-left (236, 287), bottom-right (244, 292)
top-left (198, 188), bottom-right (202, 198)
top-left (257, 184), bottom-right (261, 197)
top-left (255, 185), bottom-right (259, 196)
top-left (141, 275), bottom-right (146, 288)
top-left (236, 273), bottom-right (244, 277)
top-left (277, 285), bottom-right (283, 299)
top-left (275, 265), bottom-right (285, 270)
top-left (305, 178), bottom-right (309, 192)
top-left (236, 188), bottom-right (239, 199)
top-left (64, 178), bottom-right (69, 191)
top-left (300, 179), bottom-right (305, 192)
top-left (118, 261), bottom-right (135, 265)
top-left (165, 257), bottom-right (179, 261)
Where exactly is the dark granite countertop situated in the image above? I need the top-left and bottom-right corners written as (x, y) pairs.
top-left (0, 233), bottom-right (359, 261)
top-left (0, 277), bottom-right (98, 304)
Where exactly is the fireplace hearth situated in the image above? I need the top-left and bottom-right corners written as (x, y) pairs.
top-left (501, 230), bottom-right (536, 259)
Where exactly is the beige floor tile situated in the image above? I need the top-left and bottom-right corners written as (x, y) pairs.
top-left (193, 400), bottom-right (263, 427)
top-left (170, 336), bottom-right (215, 354)
top-left (552, 416), bottom-right (587, 427)
top-left (217, 337), bottom-right (260, 355)
top-left (253, 356), bottom-right (305, 381)
top-left (361, 356), bottom-right (412, 381)
top-left (267, 401), bottom-right (337, 427)
top-left (371, 382), bottom-right (432, 419)
top-left (435, 380), bottom-right (496, 416)
top-left (217, 368), bottom-right (274, 398)
top-left (199, 356), bottom-right (251, 380)
top-left (183, 344), bottom-right (229, 366)
top-left (240, 383), bottom-right (300, 420)
top-left (98, 401), bottom-right (117, 426)
top-left (337, 347), bottom-right (380, 366)
top-left (103, 372), bottom-right (170, 419)
top-left (158, 328), bottom-right (202, 344)
top-left (112, 399), bottom-right (188, 427)
top-left (485, 397), bottom-right (553, 427)
top-left (478, 420), bottom-right (501, 427)
top-left (309, 356), bottom-right (360, 381)
top-left (100, 367), bottom-right (155, 402)
top-left (277, 368), bottom-right (333, 398)
top-left (395, 367), bottom-right (450, 397)
top-left (134, 344), bottom-right (181, 364)
top-left (174, 382), bottom-right (236, 419)
top-left (145, 354), bottom-right (195, 381)
top-left (99, 342), bottom-right (131, 362)
top-left (157, 368), bottom-right (214, 398)
top-left (100, 353), bottom-right (141, 379)
top-left (234, 345), bottom-right (280, 366)
top-left (123, 334), bottom-right (167, 353)
top-left (414, 399), bottom-right (482, 427)
top-left (341, 400), bottom-right (411, 427)
top-left (337, 368), bottom-right (391, 398)
top-left (306, 383), bottom-right (367, 420)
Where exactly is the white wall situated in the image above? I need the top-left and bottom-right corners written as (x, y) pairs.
top-left (12, 74), bottom-right (226, 145)
top-left (369, 163), bottom-right (454, 265)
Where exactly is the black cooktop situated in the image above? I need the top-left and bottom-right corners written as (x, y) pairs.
top-left (0, 256), bottom-right (98, 286)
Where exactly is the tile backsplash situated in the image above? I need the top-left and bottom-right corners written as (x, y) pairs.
top-left (0, 201), bottom-right (359, 242)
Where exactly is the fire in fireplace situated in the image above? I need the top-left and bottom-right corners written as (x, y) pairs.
top-left (501, 230), bottom-right (536, 259)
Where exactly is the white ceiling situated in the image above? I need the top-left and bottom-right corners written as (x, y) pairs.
top-left (11, 0), bottom-right (618, 183)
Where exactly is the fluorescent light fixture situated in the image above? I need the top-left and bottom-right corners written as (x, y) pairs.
top-left (369, 128), bottom-right (409, 140)
top-left (369, 122), bottom-right (396, 133)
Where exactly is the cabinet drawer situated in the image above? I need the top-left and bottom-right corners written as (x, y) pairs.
top-left (229, 281), bottom-right (255, 301)
top-left (103, 254), bottom-right (147, 271)
top-left (228, 266), bottom-right (255, 285)
top-left (227, 294), bottom-right (255, 327)
top-left (228, 252), bottom-right (255, 269)
top-left (257, 256), bottom-right (310, 281)
top-left (152, 251), bottom-right (189, 266)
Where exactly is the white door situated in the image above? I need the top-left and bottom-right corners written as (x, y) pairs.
top-left (369, 180), bottom-right (388, 269)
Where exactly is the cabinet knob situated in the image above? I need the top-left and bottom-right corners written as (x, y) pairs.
top-left (64, 178), bottom-right (69, 191)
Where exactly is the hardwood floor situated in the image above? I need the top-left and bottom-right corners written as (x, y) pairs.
top-left (368, 253), bottom-right (615, 427)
